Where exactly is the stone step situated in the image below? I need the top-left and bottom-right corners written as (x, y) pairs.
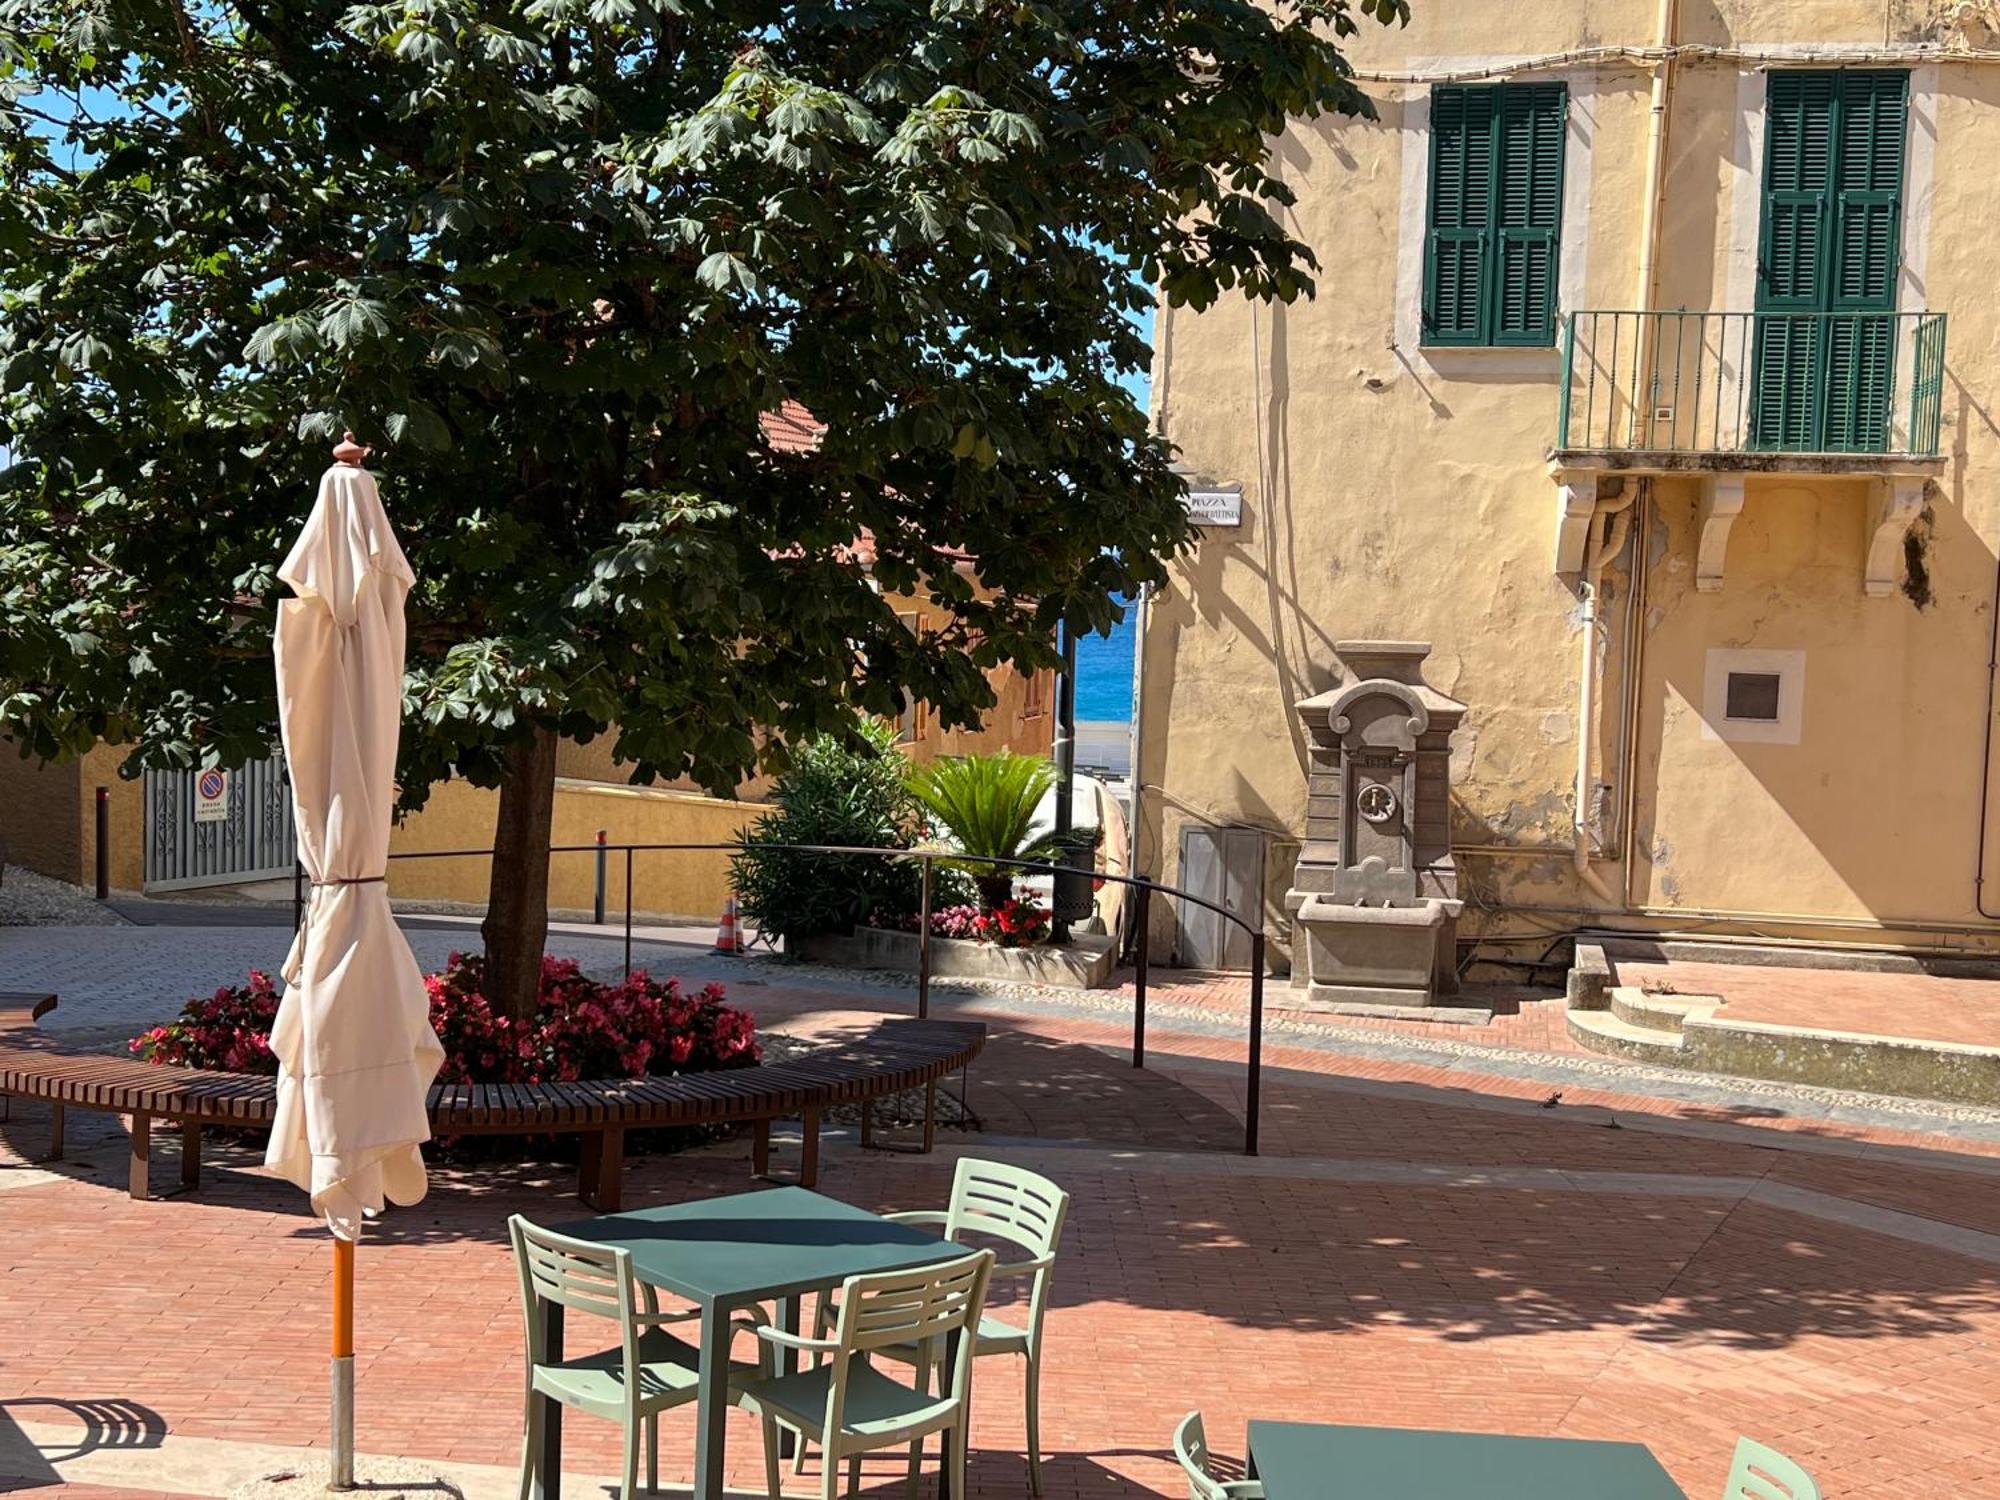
top-left (1608, 986), bottom-right (1722, 1035)
top-left (1565, 1006), bottom-right (1687, 1064)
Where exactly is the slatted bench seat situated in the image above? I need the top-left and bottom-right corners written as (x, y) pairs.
top-left (0, 993), bottom-right (982, 1211)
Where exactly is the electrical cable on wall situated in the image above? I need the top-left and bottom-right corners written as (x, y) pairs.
top-left (1348, 40), bottom-right (2000, 86)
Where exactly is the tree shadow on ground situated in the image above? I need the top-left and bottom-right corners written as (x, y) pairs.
top-left (11, 1021), bottom-right (2000, 1357)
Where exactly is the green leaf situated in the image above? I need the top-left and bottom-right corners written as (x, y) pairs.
top-left (317, 297), bottom-right (393, 350)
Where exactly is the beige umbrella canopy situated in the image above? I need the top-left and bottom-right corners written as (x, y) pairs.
top-left (268, 438), bottom-right (444, 1485)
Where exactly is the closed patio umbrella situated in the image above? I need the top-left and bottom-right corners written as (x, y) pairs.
top-left (268, 434), bottom-right (445, 1488)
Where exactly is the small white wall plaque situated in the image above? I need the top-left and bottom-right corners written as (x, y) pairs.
top-left (1183, 483), bottom-right (1244, 527)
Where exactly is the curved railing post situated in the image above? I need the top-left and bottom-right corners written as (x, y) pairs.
top-left (1132, 884), bottom-right (1150, 1068)
top-left (1246, 931), bottom-right (1266, 1157)
top-left (918, 855), bottom-right (934, 1020)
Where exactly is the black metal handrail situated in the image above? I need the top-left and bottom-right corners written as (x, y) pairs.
top-left (298, 839), bottom-right (1272, 1156)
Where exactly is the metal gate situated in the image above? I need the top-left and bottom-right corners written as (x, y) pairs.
top-left (142, 756), bottom-right (297, 891)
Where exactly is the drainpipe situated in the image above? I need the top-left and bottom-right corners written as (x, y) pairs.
top-left (1574, 485), bottom-right (1638, 906)
top-left (1635, 0), bottom-right (1679, 322)
top-left (1574, 0), bottom-right (1674, 904)
top-left (1976, 554), bottom-right (2000, 918)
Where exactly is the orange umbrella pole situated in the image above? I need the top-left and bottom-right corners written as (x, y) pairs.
top-left (331, 1236), bottom-right (356, 1489)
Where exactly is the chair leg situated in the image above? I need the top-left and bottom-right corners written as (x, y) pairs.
top-left (1024, 1352), bottom-right (1043, 1497)
top-left (793, 1423), bottom-right (813, 1476)
top-left (518, 1389), bottom-right (543, 1500)
top-left (846, 1454), bottom-right (862, 1499)
top-left (949, 1420), bottom-right (969, 1500)
top-left (905, 1347), bottom-right (930, 1500)
top-left (761, 1414), bottom-right (781, 1500)
top-left (646, 1413), bottom-right (658, 1494)
top-left (622, 1407), bottom-right (640, 1499)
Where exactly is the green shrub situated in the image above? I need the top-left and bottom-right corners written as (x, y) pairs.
top-left (731, 721), bottom-right (925, 944)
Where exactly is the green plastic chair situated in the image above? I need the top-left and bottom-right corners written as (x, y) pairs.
top-left (1724, 1437), bottom-right (1821, 1500)
top-left (804, 1158), bottom-right (1069, 1494)
top-left (737, 1247), bottom-right (994, 1500)
top-left (509, 1214), bottom-right (775, 1500)
top-left (1172, 1412), bottom-right (1265, 1500)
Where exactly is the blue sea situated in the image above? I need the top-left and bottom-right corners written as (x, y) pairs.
top-left (1074, 608), bottom-right (1135, 723)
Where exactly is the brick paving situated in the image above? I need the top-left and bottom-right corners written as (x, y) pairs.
top-left (7, 943), bottom-right (2000, 1497)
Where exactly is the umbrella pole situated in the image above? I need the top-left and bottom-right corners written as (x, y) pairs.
top-left (331, 1236), bottom-right (355, 1490)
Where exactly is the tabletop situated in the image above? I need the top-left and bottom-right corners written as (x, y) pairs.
top-left (1246, 1421), bottom-right (1688, 1500)
top-left (554, 1184), bottom-right (968, 1306)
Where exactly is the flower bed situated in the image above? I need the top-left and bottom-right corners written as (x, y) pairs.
top-left (869, 888), bottom-right (1052, 947)
top-left (129, 955), bottom-right (761, 1153)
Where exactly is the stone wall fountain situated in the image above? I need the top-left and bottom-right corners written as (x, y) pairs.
top-left (1285, 641), bottom-right (1466, 1008)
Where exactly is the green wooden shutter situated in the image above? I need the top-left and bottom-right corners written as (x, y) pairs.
top-left (1753, 69), bottom-right (1907, 451)
top-left (1493, 83), bottom-right (1567, 345)
top-left (1423, 86), bottom-right (1495, 345)
top-left (1424, 83), bottom-right (1565, 347)
top-left (1753, 71), bottom-right (1835, 448)
top-left (1824, 71), bottom-right (1907, 450)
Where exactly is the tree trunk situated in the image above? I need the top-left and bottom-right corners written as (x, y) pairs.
top-left (482, 727), bottom-right (558, 1023)
top-left (974, 872), bottom-right (1014, 913)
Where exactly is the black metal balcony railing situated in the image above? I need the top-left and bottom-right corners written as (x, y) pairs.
top-left (1557, 309), bottom-right (1946, 460)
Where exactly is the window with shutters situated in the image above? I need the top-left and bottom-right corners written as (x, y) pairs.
top-left (1423, 82), bottom-right (1567, 347)
top-left (1752, 70), bottom-right (1908, 451)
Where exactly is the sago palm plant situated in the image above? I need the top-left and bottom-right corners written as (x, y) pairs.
top-left (905, 751), bottom-right (1064, 911)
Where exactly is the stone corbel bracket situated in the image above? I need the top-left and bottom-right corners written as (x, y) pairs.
top-left (1696, 475), bottom-right (1746, 594)
top-left (1554, 472), bottom-right (1598, 575)
top-left (1866, 476), bottom-right (1926, 598)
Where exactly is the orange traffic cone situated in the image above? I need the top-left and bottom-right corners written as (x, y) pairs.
top-left (714, 896), bottom-right (745, 955)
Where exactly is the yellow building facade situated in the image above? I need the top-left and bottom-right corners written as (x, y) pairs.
top-left (1140, 0), bottom-right (2000, 968)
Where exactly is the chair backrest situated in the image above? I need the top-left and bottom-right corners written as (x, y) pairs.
top-left (945, 1157), bottom-right (1068, 1260)
top-left (1173, 1411), bottom-right (1225, 1500)
top-left (1723, 1438), bottom-right (1820, 1500)
top-left (826, 1248), bottom-right (993, 1431)
top-left (509, 1214), bottom-right (639, 1373)
top-left (944, 1158), bottom-right (1069, 1347)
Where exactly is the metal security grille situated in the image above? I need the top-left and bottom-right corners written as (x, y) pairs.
top-left (142, 756), bottom-right (297, 891)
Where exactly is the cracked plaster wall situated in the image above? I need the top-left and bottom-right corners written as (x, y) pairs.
top-left (1139, 0), bottom-right (2000, 962)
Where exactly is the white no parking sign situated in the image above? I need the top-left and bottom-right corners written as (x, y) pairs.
top-left (193, 767), bottom-right (230, 824)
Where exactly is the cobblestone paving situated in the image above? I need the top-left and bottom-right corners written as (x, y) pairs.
top-left (6, 927), bottom-right (2000, 1498)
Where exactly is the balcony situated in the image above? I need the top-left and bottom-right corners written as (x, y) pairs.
top-left (1551, 309), bottom-right (1947, 596)
top-left (1555, 308), bottom-right (1946, 467)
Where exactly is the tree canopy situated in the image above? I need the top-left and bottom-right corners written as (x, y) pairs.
top-left (1, 0), bottom-right (1403, 1012)
top-left (0, 0), bottom-right (1400, 797)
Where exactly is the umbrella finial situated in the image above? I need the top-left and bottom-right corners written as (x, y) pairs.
top-left (332, 432), bottom-right (371, 468)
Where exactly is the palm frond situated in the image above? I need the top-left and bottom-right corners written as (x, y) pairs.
top-left (905, 751), bottom-right (1063, 877)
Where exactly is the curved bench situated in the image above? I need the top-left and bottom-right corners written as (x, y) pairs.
top-left (0, 993), bottom-right (982, 1211)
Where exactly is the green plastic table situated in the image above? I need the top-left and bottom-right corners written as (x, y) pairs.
top-left (1246, 1420), bottom-right (1689, 1499)
top-left (537, 1185), bottom-right (967, 1500)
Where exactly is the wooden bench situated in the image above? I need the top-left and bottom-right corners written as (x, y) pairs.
top-left (0, 994), bottom-right (982, 1212)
